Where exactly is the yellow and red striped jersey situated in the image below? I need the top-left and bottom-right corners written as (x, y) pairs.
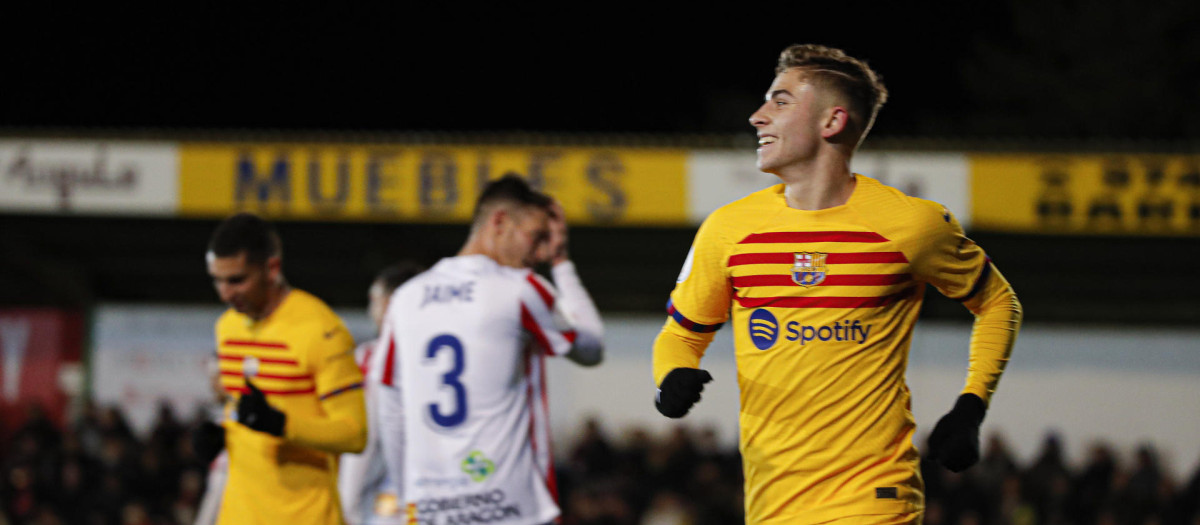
top-left (654, 176), bottom-right (1018, 523)
top-left (215, 289), bottom-right (365, 525)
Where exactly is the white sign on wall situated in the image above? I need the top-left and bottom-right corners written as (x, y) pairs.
top-left (90, 304), bottom-right (376, 435)
top-left (685, 150), bottom-right (971, 227)
top-left (0, 140), bottom-right (178, 215)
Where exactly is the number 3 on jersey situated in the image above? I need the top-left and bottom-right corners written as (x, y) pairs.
top-left (425, 334), bottom-right (467, 428)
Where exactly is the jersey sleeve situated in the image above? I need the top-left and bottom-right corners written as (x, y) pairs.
top-left (284, 319), bottom-right (368, 454)
top-left (520, 273), bottom-right (578, 357)
top-left (550, 261), bottom-right (604, 366)
top-left (653, 214), bottom-right (732, 384)
top-left (667, 213), bottom-right (733, 330)
top-left (909, 202), bottom-right (990, 299)
top-left (909, 200), bottom-right (1022, 404)
top-left (374, 300), bottom-right (406, 506)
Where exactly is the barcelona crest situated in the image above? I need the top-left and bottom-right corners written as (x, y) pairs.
top-left (792, 252), bottom-right (828, 287)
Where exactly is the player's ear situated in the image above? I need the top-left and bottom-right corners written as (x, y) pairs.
top-left (821, 106), bottom-right (850, 139)
top-left (265, 255), bottom-right (283, 283)
top-left (490, 207), bottom-right (508, 230)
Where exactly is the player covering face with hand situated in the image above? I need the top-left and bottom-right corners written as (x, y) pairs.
top-left (651, 44), bottom-right (1021, 524)
top-left (375, 174), bottom-right (604, 525)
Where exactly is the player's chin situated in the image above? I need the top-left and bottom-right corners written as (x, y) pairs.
top-left (755, 154), bottom-right (774, 173)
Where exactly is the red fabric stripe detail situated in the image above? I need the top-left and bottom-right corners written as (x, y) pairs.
top-left (563, 330), bottom-right (577, 344)
top-left (360, 344), bottom-right (373, 374)
top-left (521, 304), bottom-right (554, 355)
top-left (223, 385), bottom-right (316, 396)
top-left (829, 252), bottom-right (910, 264)
top-left (526, 274), bottom-right (555, 309)
top-left (218, 355), bottom-right (298, 366)
top-left (381, 336), bottom-right (397, 387)
top-left (665, 303), bottom-right (695, 331)
top-left (732, 274), bottom-right (912, 287)
top-left (738, 231), bottom-right (888, 244)
top-left (223, 340), bottom-right (288, 349)
top-left (728, 251), bottom-right (909, 266)
top-left (734, 287), bottom-right (915, 309)
top-left (219, 370), bottom-right (312, 381)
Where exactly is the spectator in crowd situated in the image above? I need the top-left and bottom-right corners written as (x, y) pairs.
top-left (6, 404), bottom-right (1200, 525)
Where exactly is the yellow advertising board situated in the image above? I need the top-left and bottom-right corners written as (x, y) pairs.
top-left (179, 144), bottom-right (688, 225)
top-left (971, 154), bottom-right (1200, 235)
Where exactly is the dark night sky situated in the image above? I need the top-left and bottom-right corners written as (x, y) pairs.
top-left (5, 3), bottom-right (1196, 140)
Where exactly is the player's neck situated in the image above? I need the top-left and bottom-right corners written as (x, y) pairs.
top-left (253, 283), bottom-right (291, 322)
top-left (459, 234), bottom-right (499, 265)
top-left (776, 155), bottom-right (855, 211)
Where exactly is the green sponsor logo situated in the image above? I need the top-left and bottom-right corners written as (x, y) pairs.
top-left (461, 451), bottom-right (496, 482)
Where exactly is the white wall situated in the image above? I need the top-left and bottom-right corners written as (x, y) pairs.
top-left (545, 316), bottom-right (1200, 481)
top-left (91, 306), bottom-right (1200, 480)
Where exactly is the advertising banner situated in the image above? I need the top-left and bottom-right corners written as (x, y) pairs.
top-left (971, 154), bottom-right (1200, 235)
top-left (178, 144), bottom-right (689, 225)
top-left (0, 141), bottom-right (178, 215)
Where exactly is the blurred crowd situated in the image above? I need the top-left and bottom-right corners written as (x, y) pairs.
top-left (3, 403), bottom-right (1200, 525)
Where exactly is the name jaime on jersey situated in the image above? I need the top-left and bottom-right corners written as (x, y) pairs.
top-left (748, 308), bottom-right (872, 350)
top-left (421, 282), bottom-right (476, 308)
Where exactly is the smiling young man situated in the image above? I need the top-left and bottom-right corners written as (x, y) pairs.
top-left (205, 212), bottom-right (367, 525)
top-left (651, 45), bottom-right (1022, 524)
top-left (375, 174), bottom-right (603, 525)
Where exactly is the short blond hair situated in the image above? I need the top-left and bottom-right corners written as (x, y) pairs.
top-left (776, 44), bottom-right (888, 146)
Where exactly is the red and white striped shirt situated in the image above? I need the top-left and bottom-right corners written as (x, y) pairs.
top-left (376, 255), bottom-right (599, 525)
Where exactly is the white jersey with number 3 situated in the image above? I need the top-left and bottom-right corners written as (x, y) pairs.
top-left (377, 255), bottom-right (574, 525)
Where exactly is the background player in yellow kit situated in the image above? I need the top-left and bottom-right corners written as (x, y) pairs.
top-left (205, 212), bottom-right (367, 524)
top-left (651, 45), bottom-right (1022, 524)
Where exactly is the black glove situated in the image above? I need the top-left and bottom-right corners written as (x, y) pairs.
top-left (655, 368), bottom-right (713, 418)
top-left (191, 421), bottom-right (225, 464)
top-left (927, 393), bottom-right (987, 472)
top-left (237, 380), bottom-right (286, 437)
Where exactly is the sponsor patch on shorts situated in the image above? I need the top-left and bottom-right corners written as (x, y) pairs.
top-left (876, 487), bottom-right (898, 499)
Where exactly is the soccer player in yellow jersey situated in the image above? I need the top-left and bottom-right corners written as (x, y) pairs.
top-left (651, 45), bottom-right (1022, 524)
top-left (204, 212), bottom-right (367, 525)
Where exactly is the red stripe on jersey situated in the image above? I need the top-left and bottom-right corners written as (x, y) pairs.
top-left (728, 251), bottom-right (909, 266)
top-left (526, 274), bottom-right (556, 308)
top-left (219, 370), bottom-right (312, 381)
top-left (738, 231), bottom-right (888, 244)
top-left (732, 274), bottom-right (912, 287)
top-left (735, 286), bottom-right (915, 309)
top-left (223, 385), bottom-right (316, 396)
top-left (381, 337), bottom-right (397, 387)
top-left (360, 344), bottom-right (373, 375)
top-left (520, 303), bottom-right (554, 355)
top-left (223, 340), bottom-right (288, 350)
top-left (563, 330), bottom-right (577, 344)
top-left (830, 252), bottom-right (910, 264)
top-left (218, 355), bottom-right (299, 366)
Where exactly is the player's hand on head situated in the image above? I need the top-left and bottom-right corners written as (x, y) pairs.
top-left (236, 380), bottom-right (286, 437)
top-left (655, 367), bottom-right (713, 418)
top-left (540, 199), bottom-right (569, 265)
top-left (927, 393), bottom-right (987, 472)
